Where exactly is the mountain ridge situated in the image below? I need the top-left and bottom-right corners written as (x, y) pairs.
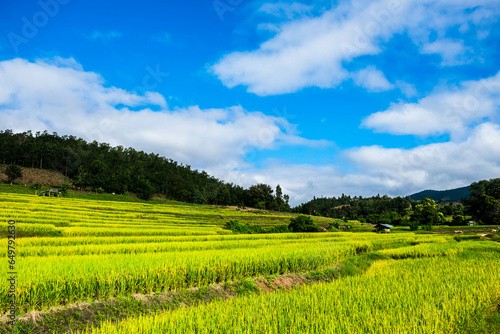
top-left (407, 186), bottom-right (471, 202)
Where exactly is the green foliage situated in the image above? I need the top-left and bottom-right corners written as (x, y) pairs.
top-left (288, 215), bottom-right (322, 233)
top-left (4, 164), bottom-right (22, 182)
top-left (293, 194), bottom-right (410, 222)
top-left (256, 201), bottom-right (266, 210)
top-left (272, 184), bottom-right (290, 212)
top-left (329, 221), bottom-right (340, 229)
top-left (451, 213), bottom-right (466, 226)
top-left (248, 184), bottom-right (274, 209)
top-left (408, 186), bottom-right (470, 202)
top-left (267, 225), bottom-right (290, 234)
top-left (366, 211), bottom-right (402, 226)
top-left (224, 220), bottom-right (265, 234)
top-left (0, 130), bottom-right (291, 210)
top-left (224, 220), bottom-right (289, 234)
top-left (454, 235), bottom-right (481, 242)
top-left (466, 178), bottom-right (500, 224)
top-left (410, 197), bottom-right (443, 229)
top-left (59, 183), bottom-right (70, 194)
top-left (135, 178), bottom-right (153, 201)
top-left (421, 224), bottom-right (433, 231)
top-left (408, 220), bottom-right (420, 231)
top-left (490, 232), bottom-right (500, 242)
top-left (326, 221), bottom-right (340, 232)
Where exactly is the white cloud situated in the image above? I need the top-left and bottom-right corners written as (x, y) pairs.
top-left (223, 121), bottom-right (500, 206)
top-left (352, 66), bottom-right (394, 92)
top-left (1, 57), bottom-right (499, 206)
top-left (0, 58), bottom-right (326, 170)
top-left (259, 2), bottom-right (312, 20)
top-left (218, 162), bottom-right (393, 206)
top-left (211, 0), bottom-right (500, 96)
top-left (345, 122), bottom-right (500, 195)
top-left (421, 39), bottom-right (471, 66)
top-left (395, 80), bottom-right (418, 98)
top-left (87, 30), bottom-right (122, 41)
top-left (211, 68), bottom-right (500, 205)
top-left (362, 71), bottom-right (500, 138)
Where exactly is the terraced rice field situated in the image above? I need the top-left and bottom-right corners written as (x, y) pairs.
top-left (90, 247), bottom-right (500, 334)
top-left (1, 192), bottom-right (499, 333)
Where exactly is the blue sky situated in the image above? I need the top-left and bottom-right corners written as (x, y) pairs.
top-left (1, 0), bottom-right (500, 205)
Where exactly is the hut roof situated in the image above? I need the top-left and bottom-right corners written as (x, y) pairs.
top-left (376, 223), bottom-right (393, 229)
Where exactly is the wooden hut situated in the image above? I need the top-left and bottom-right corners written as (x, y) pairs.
top-left (375, 223), bottom-right (393, 233)
top-left (38, 189), bottom-right (61, 197)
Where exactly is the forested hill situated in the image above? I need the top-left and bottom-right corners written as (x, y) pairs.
top-left (0, 130), bottom-right (290, 210)
top-left (407, 186), bottom-right (470, 202)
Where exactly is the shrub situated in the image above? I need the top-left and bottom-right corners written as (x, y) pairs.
top-left (267, 225), bottom-right (289, 233)
top-left (4, 165), bottom-right (22, 182)
top-left (451, 213), bottom-right (465, 226)
top-left (59, 184), bottom-right (70, 194)
top-left (288, 215), bottom-right (322, 233)
top-left (408, 220), bottom-right (420, 231)
top-left (224, 220), bottom-right (265, 234)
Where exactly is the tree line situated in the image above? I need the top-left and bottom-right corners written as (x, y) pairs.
top-left (2, 129), bottom-right (498, 226)
top-left (293, 178), bottom-right (500, 227)
top-left (0, 129), bottom-right (290, 210)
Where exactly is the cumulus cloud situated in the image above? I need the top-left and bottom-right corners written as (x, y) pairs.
top-left (213, 70), bottom-right (500, 205)
top-left (362, 71), bottom-right (500, 138)
top-left (0, 57), bottom-right (326, 170)
top-left (351, 66), bottom-right (394, 92)
top-left (217, 162), bottom-right (394, 206)
top-left (1, 57), bottom-right (498, 206)
top-left (211, 0), bottom-right (500, 96)
top-left (421, 38), bottom-right (471, 66)
top-left (345, 122), bottom-right (500, 195)
top-left (225, 121), bottom-right (500, 206)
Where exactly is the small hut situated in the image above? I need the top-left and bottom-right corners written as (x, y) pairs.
top-left (375, 223), bottom-right (393, 233)
top-left (38, 189), bottom-right (61, 197)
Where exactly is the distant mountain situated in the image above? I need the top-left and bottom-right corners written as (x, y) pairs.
top-left (407, 186), bottom-right (470, 203)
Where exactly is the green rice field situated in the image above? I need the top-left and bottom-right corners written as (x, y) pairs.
top-left (0, 191), bottom-right (498, 333)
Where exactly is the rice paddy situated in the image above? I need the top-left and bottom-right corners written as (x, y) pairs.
top-left (0, 191), bottom-right (499, 333)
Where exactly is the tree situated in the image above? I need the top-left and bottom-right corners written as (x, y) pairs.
top-left (451, 212), bottom-right (466, 226)
top-left (59, 184), bottom-right (70, 195)
top-left (136, 178), bottom-right (153, 201)
top-left (4, 164), bottom-right (22, 183)
top-left (288, 215), bottom-right (322, 232)
top-left (410, 197), bottom-right (443, 230)
top-left (466, 179), bottom-right (500, 224)
top-left (248, 184), bottom-right (274, 209)
top-left (273, 184), bottom-right (285, 211)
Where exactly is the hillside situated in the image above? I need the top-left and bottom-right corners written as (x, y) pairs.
top-left (407, 186), bottom-right (471, 202)
top-left (0, 164), bottom-right (72, 187)
top-left (0, 130), bottom-right (290, 210)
